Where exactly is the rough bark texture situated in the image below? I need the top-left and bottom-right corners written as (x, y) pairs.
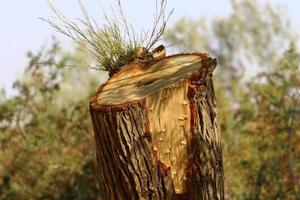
top-left (186, 77), bottom-right (224, 200)
top-left (89, 54), bottom-right (224, 200)
top-left (90, 101), bottom-right (174, 199)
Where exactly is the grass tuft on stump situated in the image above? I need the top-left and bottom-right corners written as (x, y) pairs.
top-left (42, 0), bottom-right (173, 76)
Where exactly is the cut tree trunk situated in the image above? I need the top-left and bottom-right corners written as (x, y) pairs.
top-left (89, 53), bottom-right (224, 200)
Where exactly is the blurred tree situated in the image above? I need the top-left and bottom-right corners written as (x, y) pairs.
top-left (237, 43), bottom-right (300, 199)
top-left (0, 39), bottom-right (106, 200)
top-left (166, 0), bottom-right (295, 83)
top-left (166, 0), bottom-right (299, 199)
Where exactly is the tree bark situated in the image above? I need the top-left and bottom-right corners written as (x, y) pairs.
top-left (89, 54), bottom-right (224, 200)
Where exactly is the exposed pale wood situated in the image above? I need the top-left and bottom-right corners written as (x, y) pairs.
top-left (90, 53), bottom-right (224, 200)
top-left (96, 54), bottom-right (210, 105)
top-left (147, 80), bottom-right (190, 194)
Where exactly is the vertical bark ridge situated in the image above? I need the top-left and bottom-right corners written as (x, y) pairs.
top-left (90, 101), bottom-right (170, 200)
top-left (127, 107), bottom-right (152, 198)
top-left (186, 73), bottom-right (224, 200)
top-left (112, 111), bottom-right (139, 199)
top-left (93, 114), bottom-right (113, 199)
top-left (102, 113), bottom-right (132, 199)
top-left (116, 112), bottom-right (144, 197)
top-left (120, 110), bottom-right (145, 197)
top-left (129, 106), bottom-right (155, 198)
top-left (91, 114), bottom-right (112, 198)
top-left (94, 113), bottom-right (120, 199)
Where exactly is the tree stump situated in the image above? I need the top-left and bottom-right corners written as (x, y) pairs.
top-left (89, 53), bottom-right (224, 200)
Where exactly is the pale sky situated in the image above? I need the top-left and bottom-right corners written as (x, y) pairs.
top-left (0, 0), bottom-right (300, 96)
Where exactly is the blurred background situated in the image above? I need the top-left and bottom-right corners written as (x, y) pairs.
top-left (0, 0), bottom-right (299, 199)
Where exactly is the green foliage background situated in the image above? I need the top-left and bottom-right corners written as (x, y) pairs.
top-left (0, 0), bottom-right (299, 199)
